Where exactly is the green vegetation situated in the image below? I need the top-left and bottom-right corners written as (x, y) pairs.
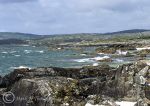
top-left (1, 29), bottom-right (150, 47)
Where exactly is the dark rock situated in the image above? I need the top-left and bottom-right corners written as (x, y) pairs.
top-left (95, 44), bottom-right (136, 54)
top-left (95, 47), bottom-right (116, 54)
top-left (8, 77), bottom-right (85, 106)
top-left (0, 62), bottom-right (150, 106)
top-left (97, 58), bottom-right (113, 62)
top-left (145, 79), bottom-right (150, 100)
top-left (138, 49), bottom-right (150, 55)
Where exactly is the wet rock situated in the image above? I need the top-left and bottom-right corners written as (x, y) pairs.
top-left (138, 49), bottom-right (150, 55)
top-left (0, 76), bottom-right (2, 85)
top-left (139, 54), bottom-right (147, 58)
top-left (95, 47), bottom-right (116, 54)
top-left (95, 44), bottom-right (136, 54)
top-left (0, 65), bottom-right (114, 88)
top-left (97, 58), bottom-right (112, 62)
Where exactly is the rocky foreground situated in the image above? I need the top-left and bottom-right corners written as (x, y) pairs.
top-left (0, 61), bottom-right (150, 106)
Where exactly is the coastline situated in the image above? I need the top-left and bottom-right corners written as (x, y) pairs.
top-left (0, 61), bottom-right (150, 106)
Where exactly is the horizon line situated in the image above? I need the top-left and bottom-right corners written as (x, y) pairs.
top-left (0, 28), bottom-right (149, 36)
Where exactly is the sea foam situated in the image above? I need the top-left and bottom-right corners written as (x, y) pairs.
top-left (24, 50), bottom-right (32, 54)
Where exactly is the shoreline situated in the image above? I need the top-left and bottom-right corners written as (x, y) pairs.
top-left (0, 61), bottom-right (150, 106)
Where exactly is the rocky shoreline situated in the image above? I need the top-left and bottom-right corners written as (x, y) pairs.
top-left (0, 61), bottom-right (150, 106)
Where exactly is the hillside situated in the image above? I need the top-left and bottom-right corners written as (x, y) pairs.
top-left (104, 29), bottom-right (150, 35)
top-left (1, 29), bottom-right (150, 46)
top-left (0, 32), bottom-right (45, 40)
top-left (31, 29), bottom-right (150, 47)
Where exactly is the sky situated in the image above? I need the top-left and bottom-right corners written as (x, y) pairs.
top-left (0, 0), bottom-right (150, 35)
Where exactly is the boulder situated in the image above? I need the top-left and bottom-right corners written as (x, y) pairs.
top-left (7, 77), bottom-right (85, 106)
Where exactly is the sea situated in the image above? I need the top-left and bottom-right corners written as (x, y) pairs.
top-left (0, 44), bottom-right (135, 75)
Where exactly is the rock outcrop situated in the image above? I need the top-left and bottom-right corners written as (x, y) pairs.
top-left (0, 61), bottom-right (150, 106)
top-left (95, 44), bottom-right (136, 54)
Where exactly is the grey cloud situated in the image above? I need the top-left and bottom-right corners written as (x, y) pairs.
top-left (0, 0), bottom-right (37, 3)
top-left (0, 0), bottom-right (150, 34)
top-left (107, 1), bottom-right (148, 12)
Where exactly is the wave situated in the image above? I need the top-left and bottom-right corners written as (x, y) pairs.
top-left (73, 58), bottom-right (93, 63)
top-left (93, 56), bottom-right (110, 61)
top-left (14, 55), bottom-right (21, 57)
top-left (21, 45), bottom-right (30, 47)
top-left (24, 50), bottom-right (32, 54)
top-left (1, 51), bottom-right (8, 54)
top-left (116, 50), bottom-right (128, 55)
top-left (80, 53), bottom-right (87, 56)
top-left (97, 53), bottom-right (105, 55)
top-left (10, 66), bottom-right (31, 70)
top-left (36, 50), bottom-right (44, 53)
top-left (10, 51), bottom-right (17, 54)
top-left (2, 51), bottom-right (18, 54)
top-left (136, 47), bottom-right (150, 51)
top-left (74, 56), bottom-right (111, 63)
top-left (92, 63), bottom-right (99, 66)
top-left (24, 50), bottom-right (44, 54)
top-left (57, 47), bottom-right (62, 50)
top-left (115, 101), bottom-right (136, 106)
top-left (115, 59), bottom-right (124, 62)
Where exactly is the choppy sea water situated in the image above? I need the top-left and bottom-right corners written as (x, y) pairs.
top-left (0, 45), bottom-right (134, 75)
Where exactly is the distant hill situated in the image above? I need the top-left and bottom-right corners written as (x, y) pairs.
top-left (104, 29), bottom-right (150, 35)
top-left (0, 29), bottom-right (150, 39)
top-left (0, 29), bottom-right (150, 46)
top-left (0, 38), bottom-right (27, 45)
top-left (0, 32), bottom-right (46, 40)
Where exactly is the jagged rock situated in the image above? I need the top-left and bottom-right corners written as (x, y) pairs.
top-left (134, 99), bottom-right (149, 106)
top-left (138, 49), bottom-right (150, 56)
top-left (134, 61), bottom-right (148, 73)
top-left (95, 44), bottom-right (136, 54)
top-left (85, 95), bottom-right (118, 106)
top-left (145, 79), bottom-right (150, 100)
top-left (134, 74), bottom-right (146, 85)
top-left (0, 75), bottom-right (2, 85)
top-left (0, 62), bottom-right (149, 106)
top-left (148, 69), bottom-right (150, 77)
top-left (8, 77), bottom-right (86, 106)
top-left (0, 65), bottom-right (115, 88)
top-left (138, 66), bottom-right (149, 77)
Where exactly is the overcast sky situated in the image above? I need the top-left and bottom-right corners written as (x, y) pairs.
top-left (0, 0), bottom-right (150, 34)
